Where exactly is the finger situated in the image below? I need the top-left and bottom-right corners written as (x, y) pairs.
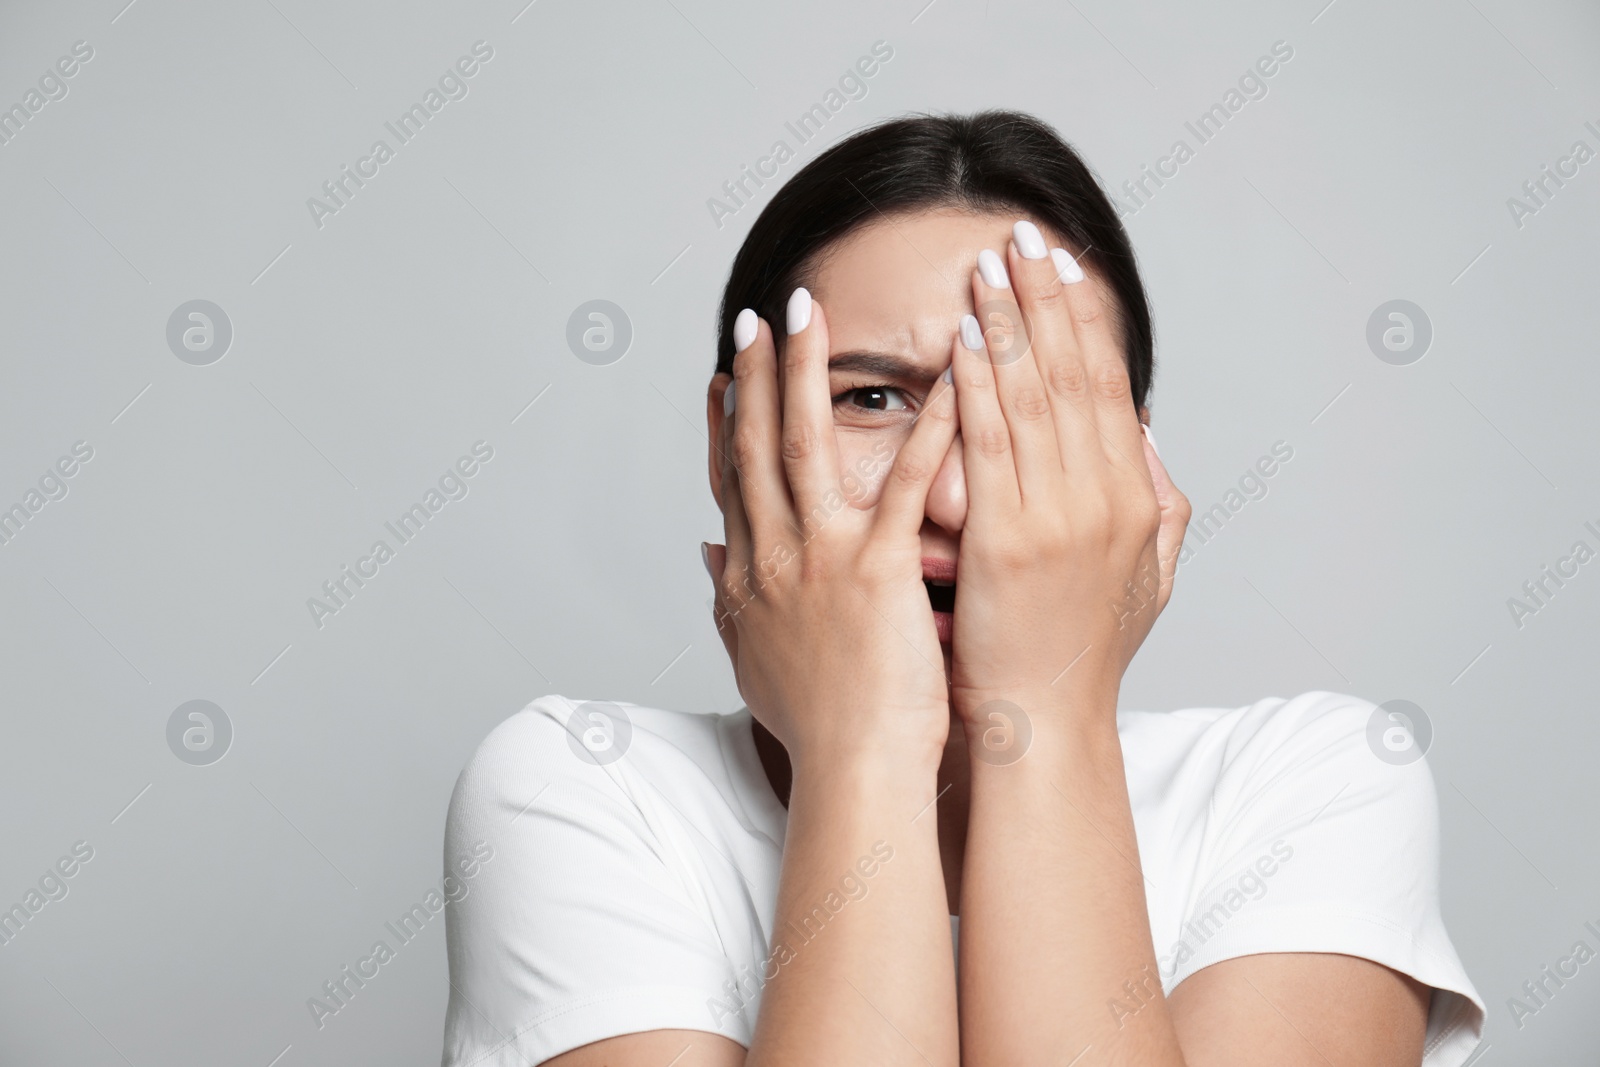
top-left (778, 288), bottom-right (844, 516)
top-left (872, 362), bottom-right (960, 538)
top-left (726, 310), bottom-right (791, 543)
top-left (1006, 222), bottom-right (1102, 468)
top-left (718, 390), bottom-right (754, 576)
top-left (1142, 424), bottom-right (1190, 612)
top-left (703, 541), bottom-right (741, 667)
top-left (951, 311), bottom-right (1021, 517)
top-left (972, 244), bottom-right (1062, 498)
top-left (1056, 251), bottom-right (1146, 471)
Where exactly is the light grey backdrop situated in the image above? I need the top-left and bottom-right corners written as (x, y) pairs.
top-left (1, 0), bottom-right (1596, 1063)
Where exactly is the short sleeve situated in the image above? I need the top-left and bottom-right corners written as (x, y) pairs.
top-left (1164, 692), bottom-right (1485, 1067)
top-left (441, 696), bottom-right (746, 1067)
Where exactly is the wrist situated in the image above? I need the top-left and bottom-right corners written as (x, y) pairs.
top-left (783, 703), bottom-right (948, 781)
top-left (955, 680), bottom-right (1122, 766)
top-left (787, 741), bottom-right (945, 823)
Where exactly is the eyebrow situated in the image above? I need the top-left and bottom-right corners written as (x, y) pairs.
top-left (826, 351), bottom-right (939, 382)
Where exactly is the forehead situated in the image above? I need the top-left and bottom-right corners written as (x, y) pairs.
top-left (805, 207), bottom-right (1070, 368)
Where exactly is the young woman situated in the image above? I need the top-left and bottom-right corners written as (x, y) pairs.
top-left (441, 111), bottom-right (1484, 1066)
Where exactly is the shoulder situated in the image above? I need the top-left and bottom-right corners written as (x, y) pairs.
top-left (1121, 690), bottom-right (1444, 894)
top-left (1218, 691), bottom-right (1440, 824)
top-left (446, 694), bottom-right (734, 845)
top-left (1124, 689), bottom-right (1437, 801)
top-left (1137, 693), bottom-right (1484, 1060)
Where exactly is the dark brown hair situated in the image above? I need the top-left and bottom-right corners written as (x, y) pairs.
top-left (713, 109), bottom-right (1154, 409)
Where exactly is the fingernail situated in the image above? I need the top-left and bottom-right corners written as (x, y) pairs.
top-left (942, 363), bottom-right (953, 384)
top-left (1142, 423), bottom-right (1160, 457)
top-left (977, 248), bottom-right (1009, 288)
top-left (733, 308), bottom-right (758, 352)
top-left (959, 313), bottom-right (984, 351)
top-left (786, 287), bottom-right (812, 335)
top-left (1051, 247), bottom-right (1085, 284)
top-left (701, 541), bottom-right (713, 578)
top-left (723, 380), bottom-right (737, 416)
top-left (1013, 220), bottom-right (1048, 260)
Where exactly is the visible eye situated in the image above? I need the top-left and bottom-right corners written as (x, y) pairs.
top-left (834, 386), bottom-right (910, 413)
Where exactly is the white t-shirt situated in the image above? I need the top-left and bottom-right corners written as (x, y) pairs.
top-left (440, 691), bottom-right (1484, 1066)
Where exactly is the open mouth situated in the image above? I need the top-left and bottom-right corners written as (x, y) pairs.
top-left (922, 557), bottom-right (956, 644)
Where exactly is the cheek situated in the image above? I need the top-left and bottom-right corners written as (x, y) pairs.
top-left (836, 428), bottom-right (900, 507)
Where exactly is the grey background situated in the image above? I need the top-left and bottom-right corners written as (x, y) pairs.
top-left (1, 0), bottom-right (1595, 1063)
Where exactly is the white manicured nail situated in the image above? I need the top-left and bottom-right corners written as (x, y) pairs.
top-left (942, 364), bottom-right (953, 384)
top-left (1142, 423), bottom-right (1160, 457)
top-left (1051, 247), bottom-right (1085, 284)
top-left (701, 542), bottom-right (713, 578)
top-left (723, 381), bottom-right (736, 416)
top-left (977, 248), bottom-right (1009, 288)
top-left (1013, 220), bottom-right (1048, 260)
top-left (960, 314), bottom-right (984, 351)
top-left (733, 308), bottom-right (758, 352)
top-left (786, 287), bottom-right (812, 335)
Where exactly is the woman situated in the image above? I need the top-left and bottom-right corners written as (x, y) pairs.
top-left (441, 111), bottom-right (1484, 1066)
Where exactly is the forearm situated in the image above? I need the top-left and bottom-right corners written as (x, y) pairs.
top-left (745, 750), bottom-right (957, 1067)
top-left (957, 683), bottom-right (1186, 1066)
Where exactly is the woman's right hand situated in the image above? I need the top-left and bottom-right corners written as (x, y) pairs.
top-left (705, 289), bottom-right (960, 775)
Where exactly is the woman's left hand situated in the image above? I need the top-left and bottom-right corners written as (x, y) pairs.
top-left (947, 224), bottom-right (1191, 721)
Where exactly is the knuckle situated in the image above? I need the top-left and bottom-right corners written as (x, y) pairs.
top-left (1010, 383), bottom-right (1052, 420)
top-left (889, 452), bottom-right (933, 488)
top-left (1045, 359), bottom-right (1089, 401)
top-left (1070, 294), bottom-right (1105, 329)
top-left (1093, 362), bottom-right (1131, 401)
top-left (921, 392), bottom-right (957, 426)
top-left (780, 423), bottom-right (820, 463)
top-left (974, 427), bottom-right (1011, 458)
top-left (1027, 283), bottom-right (1066, 314)
top-left (782, 340), bottom-right (817, 379)
top-left (731, 429), bottom-right (764, 472)
top-left (731, 347), bottom-right (761, 384)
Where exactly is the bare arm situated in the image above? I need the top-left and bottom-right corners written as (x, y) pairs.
top-left (542, 757), bottom-right (954, 1067)
top-left (948, 224), bottom-right (1429, 1064)
top-left (959, 693), bottom-right (1430, 1065)
top-left (546, 294), bottom-right (962, 1066)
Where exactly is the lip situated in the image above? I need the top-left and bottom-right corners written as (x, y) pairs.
top-left (922, 556), bottom-right (956, 644)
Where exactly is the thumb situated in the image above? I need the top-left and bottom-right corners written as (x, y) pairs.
top-left (702, 542), bottom-right (740, 672)
top-left (1141, 426), bottom-right (1191, 612)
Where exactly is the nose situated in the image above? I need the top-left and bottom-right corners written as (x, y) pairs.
top-left (923, 432), bottom-right (967, 533)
